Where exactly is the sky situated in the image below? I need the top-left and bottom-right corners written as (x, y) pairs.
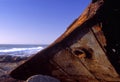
top-left (0, 0), bottom-right (91, 44)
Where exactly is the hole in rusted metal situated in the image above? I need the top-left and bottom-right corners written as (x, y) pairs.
top-left (73, 49), bottom-right (86, 58)
top-left (82, 48), bottom-right (93, 59)
top-left (72, 47), bottom-right (93, 59)
top-left (74, 50), bottom-right (84, 56)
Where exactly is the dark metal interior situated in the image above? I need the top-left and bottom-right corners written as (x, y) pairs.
top-left (99, 0), bottom-right (120, 74)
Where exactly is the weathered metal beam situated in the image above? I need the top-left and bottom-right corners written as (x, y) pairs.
top-left (10, 0), bottom-right (120, 81)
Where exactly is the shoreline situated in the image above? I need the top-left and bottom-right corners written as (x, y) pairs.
top-left (0, 55), bottom-right (29, 82)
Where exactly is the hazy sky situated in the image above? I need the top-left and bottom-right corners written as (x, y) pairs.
top-left (0, 0), bottom-right (91, 44)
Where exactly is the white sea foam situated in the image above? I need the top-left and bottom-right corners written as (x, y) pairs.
top-left (0, 47), bottom-right (43, 52)
top-left (0, 46), bottom-right (44, 57)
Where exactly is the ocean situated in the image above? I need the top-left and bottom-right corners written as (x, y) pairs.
top-left (0, 44), bottom-right (48, 57)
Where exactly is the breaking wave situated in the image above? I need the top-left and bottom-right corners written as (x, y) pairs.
top-left (0, 46), bottom-right (44, 57)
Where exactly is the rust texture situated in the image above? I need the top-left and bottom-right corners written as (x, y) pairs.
top-left (10, 0), bottom-right (120, 81)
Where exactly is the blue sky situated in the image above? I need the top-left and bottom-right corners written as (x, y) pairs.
top-left (0, 0), bottom-right (91, 44)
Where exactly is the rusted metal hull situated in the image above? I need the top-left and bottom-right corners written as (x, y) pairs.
top-left (10, 0), bottom-right (120, 81)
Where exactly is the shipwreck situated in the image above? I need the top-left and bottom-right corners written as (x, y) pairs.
top-left (10, 0), bottom-right (120, 81)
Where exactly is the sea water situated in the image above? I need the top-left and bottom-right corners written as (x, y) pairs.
top-left (0, 44), bottom-right (48, 57)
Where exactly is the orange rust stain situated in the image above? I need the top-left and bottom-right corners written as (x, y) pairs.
top-left (65, 15), bottom-right (87, 36)
top-left (95, 26), bottom-right (101, 32)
